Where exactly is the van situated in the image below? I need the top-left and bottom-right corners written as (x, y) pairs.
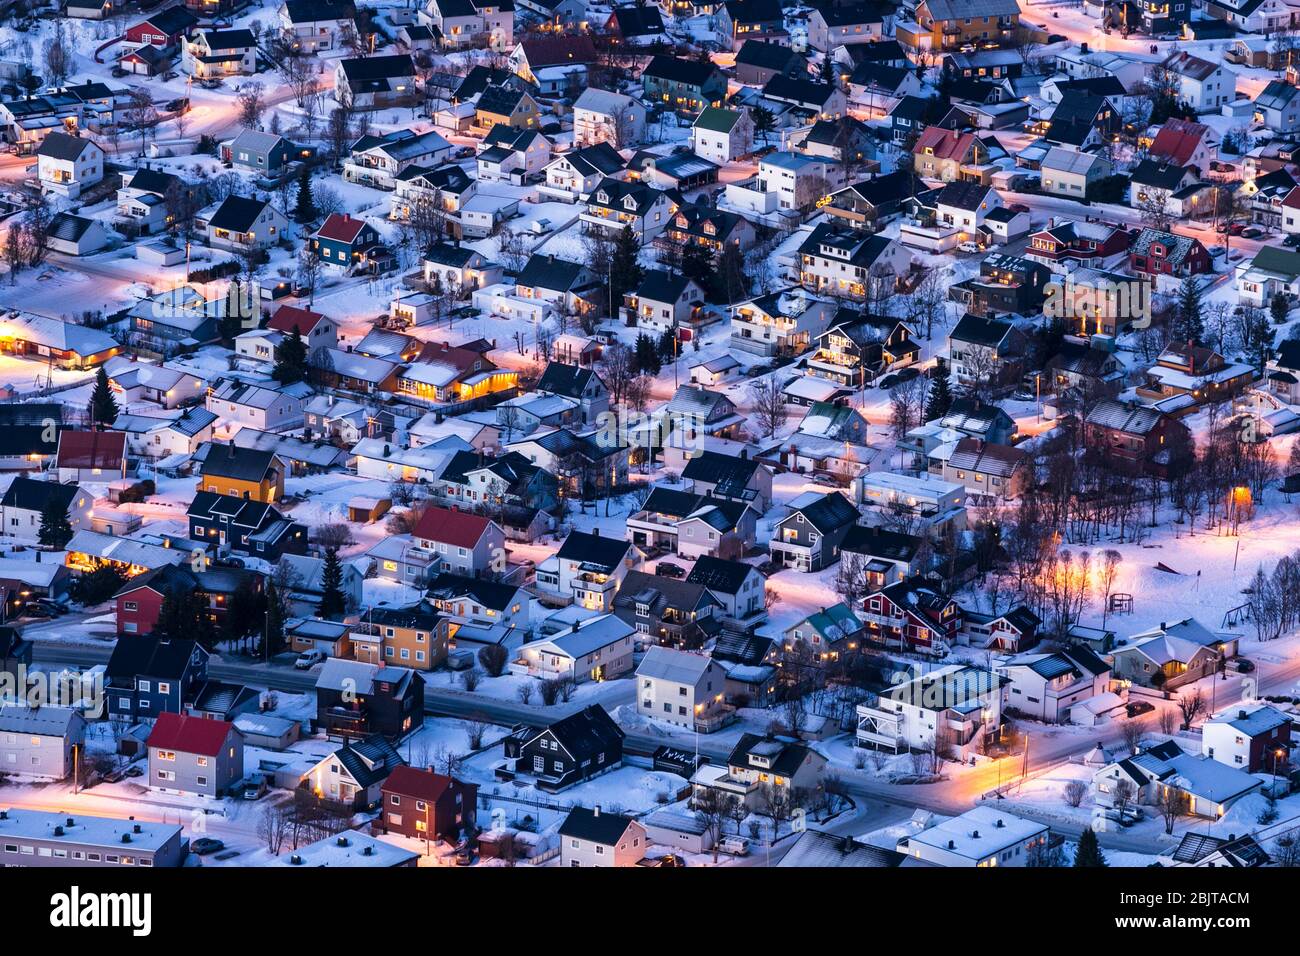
top-left (719, 836), bottom-right (749, 856)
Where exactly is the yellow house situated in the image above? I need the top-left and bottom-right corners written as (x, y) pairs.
top-left (350, 606), bottom-right (450, 671)
top-left (197, 444), bottom-right (284, 504)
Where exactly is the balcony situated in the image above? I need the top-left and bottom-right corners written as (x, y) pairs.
top-left (695, 703), bottom-right (736, 733)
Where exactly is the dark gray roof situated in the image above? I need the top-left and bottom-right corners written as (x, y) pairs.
top-left (207, 195), bottom-right (270, 233)
top-left (686, 555), bottom-right (756, 594)
top-left (558, 805), bottom-right (637, 844)
top-left (0, 476), bottom-right (78, 513)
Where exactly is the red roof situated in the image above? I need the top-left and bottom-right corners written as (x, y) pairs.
top-left (315, 213), bottom-right (368, 244)
top-left (913, 126), bottom-right (975, 162)
top-left (412, 505), bottom-right (494, 549)
top-left (146, 712), bottom-right (235, 757)
top-left (1148, 118), bottom-right (1208, 168)
top-left (1282, 186), bottom-right (1300, 211)
top-left (382, 765), bottom-right (460, 801)
top-left (268, 304), bottom-right (328, 335)
top-left (56, 429), bottom-right (126, 470)
top-left (519, 36), bottom-right (598, 67)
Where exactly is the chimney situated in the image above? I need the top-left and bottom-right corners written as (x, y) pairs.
top-left (593, 805), bottom-right (601, 817)
top-left (592, 527), bottom-right (599, 537)
top-left (971, 830), bottom-right (980, 839)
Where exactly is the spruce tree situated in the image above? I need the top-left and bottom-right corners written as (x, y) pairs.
top-left (1173, 276), bottom-right (1203, 345)
top-left (925, 359), bottom-right (954, 420)
top-left (634, 332), bottom-right (661, 375)
top-left (273, 327), bottom-right (308, 385)
top-left (264, 581), bottom-right (285, 656)
top-left (609, 225), bottom-right (643, 316)
top-left (317, 547), bottom-right (346, 619)
top-left (294, 166), bottom-right (318, 224)
top-left (1073, 827), bottom-right (1108, 867)
top-left (88, 365), bottom-right (118, 427)
top-left (37, 497), bottom-right (73, 549)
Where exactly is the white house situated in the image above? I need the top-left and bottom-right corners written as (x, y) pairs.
top-left (1162, 51), bottom-right (1236, 115)
top-left (513, 613), bottom-right (635, 683)
top-left (900, 807), bottom-right (1048, 868)
top-left (0, 477), bottom-right (92, 542)
top-left (279, 0), bottom-right (355, 51)
top-left (559, 806), bottom-right (648, 867)
top-left (36, 132), bottom-right (103, 199)
top-left (1040, 147), bottom-right (1112, 199)
top-left (1201, 703), bottom-right (1293, 773)
top-left (855, 664), bottom-right (1007, 760)
top-left (205, 379), bottom-right (310, 432)
top-left (995, 648), bottom-right (1111, 724)
top-left (573, 87), bottom-right (646, 149)
top-left (691, 107), bottom-right (754, 164)
top-left (635, 646), bottom-right (731, 732)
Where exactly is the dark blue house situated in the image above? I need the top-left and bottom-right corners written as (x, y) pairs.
top-left (105, 637), bottom-right (210, 724)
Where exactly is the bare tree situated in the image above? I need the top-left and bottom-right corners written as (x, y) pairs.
top-left (748, 376), bottom-right (787, 439)
top-left (1177, 689), bottom-right (1205, 731)
top-left (237, 81), bottom-right (266, 129)
top-left (693, 786), bottom-right (729, 863)
top-left (1156, 786), bottom-right (1189, 835)
top-left (1120, 718), bottom-right (1146, 756)
top-left (1063, 779), bottom-right (1088, 808)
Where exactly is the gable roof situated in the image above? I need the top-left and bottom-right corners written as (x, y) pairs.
top-left (36, 131), bottom-right (95, 162)
top-left (146, 711), bottom-right (234, 756)
top-left (0, 476), bottom-right (78, 513)
top-left (55, 430), bottom-right (125, 470)
top-left (199, 443), bottom-right (277, 482)
top-left (686, 555), bottom-right (757, 594)
top-left (558, 805), bottom-right (637, 844)
top-left (106, 637), bottom-right (204, 681)
top-left (207, 195), bottom-right (272, 233)
top-left (411, 505), bottom-right (495, 548)
top-left (556, 529), bottom-right (630, 572)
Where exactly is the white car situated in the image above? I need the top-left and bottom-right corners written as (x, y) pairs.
top-left (294, 649), bottom-right (327, 670)
top-left (957, 241), bottom-right (980, 254)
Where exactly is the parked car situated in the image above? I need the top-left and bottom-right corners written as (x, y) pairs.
top-left (719, 836), bottom-right (749, 856)
top-left (655, 562), bottom-right (685, 578)
top-left (1231, 658), bottom-right (1255, 673)
top-left (895, 366), bottom-right (920, 383)
top-left (1242, 226), bottom-right (1264, 239)
top-left (876, 373), bottom-right (899, 390)
top-left (1284, 234), bottom-right (1300, 248)
top-left (19, 603), bottom-right (51, 619)
top-left (957, 240), bottom-right (981, 253)
top-left (1126, 701), bottom-right (1155, 718)
top-left (241, 774), bottom-right (268, 800)
top-left (294, 649), bottom-right (327, 670)
top-left (190, 838), bottom-right (225, 856)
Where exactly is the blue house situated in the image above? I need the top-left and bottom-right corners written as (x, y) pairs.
top-left (311, 213), bottom-right (390, 273)
top-left (105, 637), bottom-right (210, 724)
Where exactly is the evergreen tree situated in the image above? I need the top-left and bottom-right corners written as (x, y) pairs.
top-left (155, 587), bottom-right (215, 647)
top-left (1272, 292), bottom-right (1290, 326)
top-left (218, 277), bottom-right (247, 341)
top-left (88, 365), bottom-right (118, 427)
top-left (656, 329), bottom-right (677, 362)
top-left (294, 166), bottom-right (318, 223)
top-left (751, 105), bottom-right (776, 146)
top-left (263, 581), bottom-right (285, 656)
top-left (1073, 827), bottom-right (1108, 867)
top-left (317, 547), bottom-right (346, 619)
top-left (37, 497), bottom-right (73, 549)
top-left (925, 359), bottom-right (954, 420)
top-left (1173, 276), bottom-right (1204, 345)
top-left (272, 327), bottom-right (309, 385)
top-left (609, 225), bottom-right (643, 316)
top-left (633, 332), bottom-right (661, 375)
top-left (680, 242), bottom-right (713, 288)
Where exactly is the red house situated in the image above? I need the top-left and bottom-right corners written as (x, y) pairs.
top-left (1026, 219), bottom-right (1133, 270)
top-left (267, 304), bottom-right (338, 348)
top-left (123, 5), bottom-right (199, 50)
top-left (114, 563), bottom-right (264, 636)
top-left (55, 429), bottom-right (127, 481)
top-left (1128, 228), bottom-right (1212, 279)
top-left (380, 765), bottom-right (478, 843)
top-left (860, 580), bottom-right (963, 654)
